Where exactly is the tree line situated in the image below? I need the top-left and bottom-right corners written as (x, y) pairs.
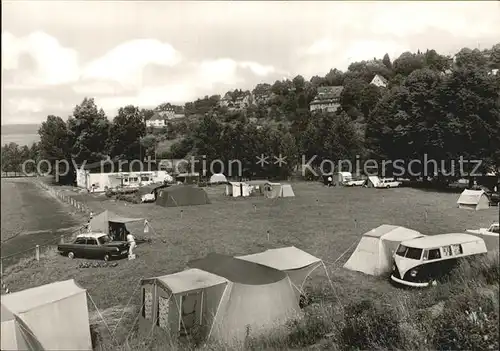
top-left (2, 44), bottom-right (499, 183)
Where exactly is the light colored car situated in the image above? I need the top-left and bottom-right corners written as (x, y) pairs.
top-left (466, 223), bottom-right (499, 235)
top-left (375, 178), bottom-right (401, 188)
top-left (344, 179), bottom-right (366, 187)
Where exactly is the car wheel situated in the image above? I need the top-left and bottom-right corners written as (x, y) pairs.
top-left (386, 185), bottom-right (390, 189)
top-left (68, 252), bottom-right (75, 259)
top-left (104, 254), bottom-right (110, 262)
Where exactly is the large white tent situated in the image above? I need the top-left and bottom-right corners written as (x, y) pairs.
top-left (1, 279), bottom-right (92, 351)
top-left (225, 182), bottom-right (251, 197)
top-left (457, 189), bottom-right (490, 210)
top-left (343, 225), bottom-right (425, 276)
top-left (139, 254), bottom-right (300, 345)
top-left (209, 173), bottom-right (227, 184)
top-left (237, 246), bottom-right (325, 301)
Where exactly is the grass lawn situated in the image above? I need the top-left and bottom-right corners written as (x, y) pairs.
top-left (3, 182), bottom-right (498, 345)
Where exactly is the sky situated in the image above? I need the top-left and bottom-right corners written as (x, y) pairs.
top-left (2, 1), bottom-right (500, 125)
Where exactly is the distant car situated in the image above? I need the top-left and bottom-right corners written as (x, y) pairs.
top-left (344, 179), bottom-right (366, 187)
top-left (390, 233), bottom-right (488, 288)
top-left (466, 223), bottom-right (499, 235)
top-left (57, 233), bottom-right (129, 261)
top-left (375, 178), bottom-right (401, 188)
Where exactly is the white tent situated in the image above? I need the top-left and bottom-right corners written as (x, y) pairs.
top-left (365, 176), bottom-right (380, 187)
top-left (140, 254), bottom-right (300, 345)
top-left (1, 279), bottom-right (92, 351)
top-left (209, 174), bottom-right (227, 184)
top-left (457, 189), bottom-right (490, 210)
top-left (237, 246), bottom-right (326, 302)
top-left (264, 183), bottom-right (295, 198)
top-left (336, 172), bottom-right (352, 184)
top-left (225, 182), bottom-right (251, 197)
top-left (343, 225), bottom-right (425, 276)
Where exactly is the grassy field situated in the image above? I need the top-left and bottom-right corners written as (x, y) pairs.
top-left (2, 182), bottom-right (498, 348)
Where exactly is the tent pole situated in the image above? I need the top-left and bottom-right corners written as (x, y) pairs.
top-left (321, 261), bottom-right (343, 309)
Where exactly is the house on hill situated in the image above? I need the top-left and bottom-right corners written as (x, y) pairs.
top-left (370, 74), bottom-right (388, 88)
top-left (309, 86), bottom-right (343, 113)
top-left (146, 108), bottom-right (185, 127)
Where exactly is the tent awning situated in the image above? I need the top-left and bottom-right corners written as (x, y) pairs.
top-left (149, 268), bottom-right (228, 294)
top-left (237, 246), bottom-right (322, 271)
top-left (0, 279), bottom-right (85, 314)
top-left (108, 215), bottom-right (144, 224)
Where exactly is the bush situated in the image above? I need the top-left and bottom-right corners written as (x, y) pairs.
top-left (116, 194), bottom-right (140, 204)
top-left (431, 290), bottom-right (499, 350)
top-left (340, 299), bottom-right (401, 350)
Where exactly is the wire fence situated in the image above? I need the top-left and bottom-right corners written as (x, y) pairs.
top-left (36, 181), bottom-right (93, 215)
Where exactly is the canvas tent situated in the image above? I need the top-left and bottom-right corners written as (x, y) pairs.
top-left (457, 189), bottom-right (490, 210)
top-left (140, 254), bottom-right (300, 344)
top-left (365, 176), bottom-right (380, 188)
top-left (336, 172), bottom-right (352, 184)
top-left (343, 225), bottom-right (424, 276)
top-left (138, 184), bottom-right (169, 203)
top-left (209, 173), bottom-right (227, 184)
top-left (246, 180), bottom-right (269, 195)
top-left (225, 182), bottom-right (251, 197)
top-left (89, 210), bottom-right (144, 241)
top-left (237, 246), bottom-right (326, 302)
top-left (264, 183), bottom-right (295, 199)
top-left (156, 185), bottom-right (210, 207)
top-left (1, 279), bottom-right (92, 351)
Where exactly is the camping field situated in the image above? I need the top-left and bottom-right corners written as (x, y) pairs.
top-left (2, 181), bottom-right (498, 347)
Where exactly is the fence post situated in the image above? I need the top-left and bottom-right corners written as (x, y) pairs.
top-left (35, 245), bottom-right (40, 261)
top-left (60, 235), bottom-right (64, 244)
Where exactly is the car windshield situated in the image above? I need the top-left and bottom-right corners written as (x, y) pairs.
top-left (395, 245), bottom-right (422, 259)
top-left (98, 235), bottom-right (112, 245)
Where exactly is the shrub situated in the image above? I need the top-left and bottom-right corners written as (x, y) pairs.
top-left (340, 299), bottom-right (401, 350)
top-left (431, 289), bottom-right (499, 350)
top-left (116, 194), bottom-right (140, 204)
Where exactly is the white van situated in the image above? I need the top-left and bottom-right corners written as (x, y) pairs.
top-left (390, 233), bottom-right (488, 287)
top-left (375, 178), bottom-right (401, 188)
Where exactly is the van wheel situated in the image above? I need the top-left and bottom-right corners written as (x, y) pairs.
top-left (386, 185), bottom-right (390, 189)
top-left (68, 252), bottom-right (75, 259)
top-left (104, 254), bottom-right (110, 262)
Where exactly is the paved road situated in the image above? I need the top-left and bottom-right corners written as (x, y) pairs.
top-left (1, 178), bottom-right (82, 265)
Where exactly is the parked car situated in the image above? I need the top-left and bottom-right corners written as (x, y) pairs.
top-left (57, 233), bottom-right (129, 261)
top-left (344, 179), bottom-right (366, 187)
top-left (375, 178), bottom-right (401, 188)
top-left (390, 233), bottom-right (488, 288)
top-left (466, 223), bottom-right (499, 235)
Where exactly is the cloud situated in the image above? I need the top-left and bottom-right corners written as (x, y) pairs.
top-left (82, 39), bottom-right (182, 89)
top-left (300, 38), bottom-right (337, 56)
top-left (2, 31), bottom-right (80, 86)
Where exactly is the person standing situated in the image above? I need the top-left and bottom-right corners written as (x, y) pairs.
top-left (327, 176), bottom-right (333, 187)
top-left (127, 232), bottom-right (136, 259)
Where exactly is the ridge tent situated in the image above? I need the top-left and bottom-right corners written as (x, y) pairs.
top-left (1, 279), bottom-right (92, 351)
top-left (209, 173), bottom-right (227, 184)
top-left (246, 180), bottom-right (269, 196)
top-left (343, 225), bottom-right (425, 276)
top-left (365, 176), bottom-right (380, 188)
top-left (264, 183), bottom-right (295, 199)
top-left (225, 182), bottom-right (251, 197)
top-left (457, 189), bottom-right (490, 210)
top-left (140, 254), bottom-right (300, 344)
top-left (237, 246), bottom-right (325, 302)
top-left (156, 185), bottom-right (210, 207)
top-left (89, 210), bottom-right (144, 241)
top-left (138, 184), bottom-right (169, 203)
top-left (336, 172), bottom-right (352, 184)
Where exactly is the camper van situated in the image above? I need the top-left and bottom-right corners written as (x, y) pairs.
top-left (390, 233), bottom-right (488, 287)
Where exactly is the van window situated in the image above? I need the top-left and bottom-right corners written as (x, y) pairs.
top-left (492, 225), bottom-right (499, 234)
top-left (451, 244), bottom-right (463, 255)
top-left (427, 249), bottom-right (441, 260)
top-left (396, 245), bottom-right (407, 257)
top-left (141, 176), bottom-right (150, 181)
top-left (405, 247), bottom-right (423, 260)
top-left (442, 246), bottom-right (452, 257)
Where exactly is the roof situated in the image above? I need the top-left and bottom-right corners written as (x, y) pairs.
top-left (107, 212), bottom-right (144, 224)
top-left (401, 233), bottom-right (485, 249)
top-left (315, 86), bottom-right (344, 99)
top-left (364, 225), bottom-right (423, 241)
top-left (1, 280), bottom-right (85, 314)
top-left (76, 232), bottom-right (108, 239)
top-left (458, 189), bottom-right (487, 204)
top-left (147, 268), bottom-right (229, 294)
top-left (237, 246), bottom-right (322, 271)
top-left (371, 74), bottom-right (388, 85)
top-left (188, 253), bottom-right (287, 285)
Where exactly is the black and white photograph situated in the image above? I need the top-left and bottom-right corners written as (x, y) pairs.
top-left (1, 1), bottom-right (499, 350)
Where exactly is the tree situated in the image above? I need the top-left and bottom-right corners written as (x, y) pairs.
top-left (382, 53), bottom-right (392, 70)
top-left (67, 98), bottom-right (110, 165)
top-left (359, 84), bottom-right (382, 120)
top-left (292, 75), bottom-right (306, 92)
top-left (325, 69), bottom-right (344, 86)
top-left (393, 52), bottom-right (425, 76)
top-left (340, 78), bottom-right (368, 116)
top-left (454, 48), bottom-right (488, 69)
top-left (107, 105), bottom-right (146, 160)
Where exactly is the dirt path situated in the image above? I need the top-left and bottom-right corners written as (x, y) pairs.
top-left (1, 178), bottom-right (86, 266)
